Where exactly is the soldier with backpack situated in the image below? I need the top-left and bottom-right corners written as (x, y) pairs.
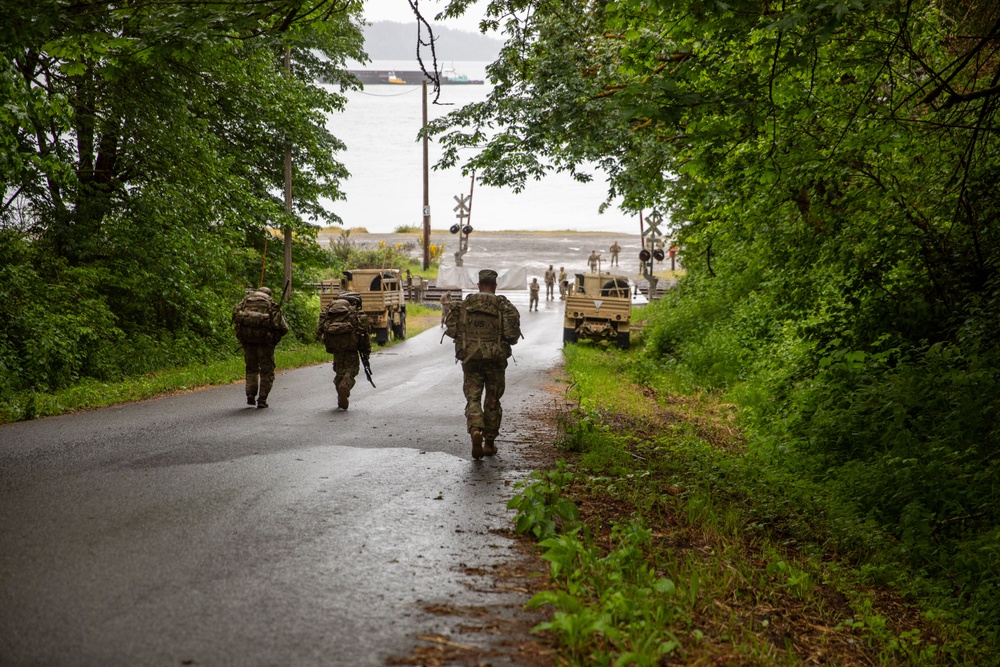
top-left (443, 269), bottom-right (521, 460)
top-left (232, 286), bottom-right (289, 409)
top-left (317, 292), bottom-right (371, 410)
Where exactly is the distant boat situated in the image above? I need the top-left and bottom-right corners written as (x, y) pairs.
top-left (346, 69), bottom-right (484, 86)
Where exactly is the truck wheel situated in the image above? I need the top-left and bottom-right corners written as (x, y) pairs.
top-left (563, 326), bottom-right (578, 346)
top-left (616, 329), bottom-right (630, 350)
top-left (392, 311), bottom-right (407, 340)
top-left (375, 327), bottom-right (390, 346)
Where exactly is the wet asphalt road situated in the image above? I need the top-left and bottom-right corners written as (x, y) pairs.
top-left (0, 291), bottom-right (567, 666)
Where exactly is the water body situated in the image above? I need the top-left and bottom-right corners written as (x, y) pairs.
top-left (322, 60), bottom-right (644, 235)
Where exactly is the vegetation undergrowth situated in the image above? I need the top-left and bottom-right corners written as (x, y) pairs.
top-left (510, 345), bottom-right (992, 665)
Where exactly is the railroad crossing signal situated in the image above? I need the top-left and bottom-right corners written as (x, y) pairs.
top-left (452, 192), bottom-right (473, 265)
top-left (640, 209), bottom-right (666, 299)
top-left (642, 210), bottom-right (663, 238)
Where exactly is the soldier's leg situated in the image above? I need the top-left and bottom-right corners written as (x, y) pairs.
top-left (462, 361), bottom-right (487, 458)
top-left (462, 361), bottom-right (486, 432)
top-left (482, 359), bottom-right (508, 443)
top-left (332, 352), bottom-right (356, 408)
top-left (339, 353), bottom-right (360, 408)
top-left (256, 345), bottom-right (276, 407)
top-left (244, 345), bottom-right (260, 403)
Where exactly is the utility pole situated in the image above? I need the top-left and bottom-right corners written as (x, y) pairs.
top-left (283, 45), bottom-right (293, 301)
top-left (422, 80), bottom-right (431, 270)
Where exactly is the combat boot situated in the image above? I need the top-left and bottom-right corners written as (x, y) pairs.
top-left (257, 398), bottom-right (268, 409)
top-left (483, 439), bottom-right (497, 456)
top-left (337, 389), bottom-right (349, 410)
top-left (247, 395), bottom-right (256, 406)
top-left (470, 427), bottom-right (484, 460)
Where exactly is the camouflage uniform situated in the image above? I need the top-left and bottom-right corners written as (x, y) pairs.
top-left (317, 293), bottom-right (371, 410)
top-left (462, 358), bottom-right (508, 444)
top-left (440, 290), bottom-right (452, 327)
top-left (444, 269), bottom-right (521, 459)
top-left (588, 251), bottom-right (600, 273)
top-left (544, 266), bottom-right (556, 300)
top-left (232, 287), bottom-right (289, 409)
top-left (609, 242), bottom-right (621, 266)
top-left (558, 267), bottom-right (567, 298)
top-left (528, 279), bottom-right (540, 311)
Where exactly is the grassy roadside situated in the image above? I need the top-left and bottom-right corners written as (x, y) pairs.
top-left (0, 304), bottom-right (440, 425)
top-left (510, 344), bottom-right (986, 665)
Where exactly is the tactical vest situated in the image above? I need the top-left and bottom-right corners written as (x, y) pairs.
top-left (321, 300), bottom-right (363, 353)
top-left (234, 293), bottom-right (279, 345)
top-left (449, 293), bottom-right (519, 363)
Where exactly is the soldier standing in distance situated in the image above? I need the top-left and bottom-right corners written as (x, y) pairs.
top-left (444, 269), bottom-right (521, 460)
top-left (558, 266), bottom-right (568, 299)
top-left (609, 241), bottom-right (621, 266)
top-left (440, 290), bottom-right (452, 327)
top-left (544, 264), bottom-right (556, 300)
top-left (588, 250), bottom-right (600, 273)
top-left (528, 277), bottom-right (540, 311)
top-left (317, 292), bottom-right (371, 410)
top-left (232, 286), bottom-right (289, 409)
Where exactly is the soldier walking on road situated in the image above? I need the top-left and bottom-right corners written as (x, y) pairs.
top-left (588, 250), bottom-right (600, 273)
top-left (317, 292), bottom-right (372, 410)
top-left (609, 241), bottom-right (621, 266)
top-left (528, 277), bottom-right (540, 311)
top-left (232, 286), bottom-right (289, 409)
top-left (544, 265), bottom-right (556, 300)
top-left (444, 269), bottom-right (522, 459)
top-left (558, 266), bottom-right (567, 299)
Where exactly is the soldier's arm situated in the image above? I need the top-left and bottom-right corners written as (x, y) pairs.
top-left (359, 314), bottom-right (373, 352)
top-left (277, 312), bottom-right (290, 335)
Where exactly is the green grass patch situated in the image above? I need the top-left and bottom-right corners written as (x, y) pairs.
top-left (508, 345), bottom-right (987, 665)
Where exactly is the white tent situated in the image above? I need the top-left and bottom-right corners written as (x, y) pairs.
top-left (436, 266), bottom-right (527, 290)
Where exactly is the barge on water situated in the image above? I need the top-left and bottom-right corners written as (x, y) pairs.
top-left (347, 69), bottom-right (484, 86)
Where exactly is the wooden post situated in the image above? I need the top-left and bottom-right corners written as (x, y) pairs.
top-left (422, 80), bottom-right (430, 270)
top-left (283, 45), bottom-right (293, 300)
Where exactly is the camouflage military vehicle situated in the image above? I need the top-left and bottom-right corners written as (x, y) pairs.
top-left (320, 269), bottom-right (406, 345)
top-left (563, 273), bottom-right (632, 349)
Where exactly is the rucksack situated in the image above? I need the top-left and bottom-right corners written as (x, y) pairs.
top-left (449, 293), bottom-right (520, 362)
top-left (234, 293), bottom-right (279, 344)
top-left (321, 300), bottom-right (363, 352)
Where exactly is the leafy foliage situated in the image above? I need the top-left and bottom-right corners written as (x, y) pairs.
top-left (434, 0), bottom-right (1000, 649)
top-left (1, 0), bottom-right (365, 408)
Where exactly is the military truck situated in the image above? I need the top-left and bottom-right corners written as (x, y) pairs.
top-left (563, 273), bottom-right (632, 349)
top-left (319, 269), bottom-right (407, 345)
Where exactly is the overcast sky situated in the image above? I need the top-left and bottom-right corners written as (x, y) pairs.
top-left (363, 0), bottom-right (489, 34)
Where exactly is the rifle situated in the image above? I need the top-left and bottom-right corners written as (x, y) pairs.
top-left (278, 279), bottom-right (291, 308)
top-left (360, 349), bottom-right (376, 388)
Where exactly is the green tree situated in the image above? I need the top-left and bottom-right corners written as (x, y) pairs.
top-left (0, 0), bottom-right (365, 394)
top-left (431, 0), bottom-right (1000, 644)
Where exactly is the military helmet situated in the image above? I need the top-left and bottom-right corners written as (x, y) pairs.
top-left (338, 291), bottom-right (363, 308)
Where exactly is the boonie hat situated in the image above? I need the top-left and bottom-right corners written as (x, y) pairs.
top-left (478, 269), bottom-right (498, 283)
